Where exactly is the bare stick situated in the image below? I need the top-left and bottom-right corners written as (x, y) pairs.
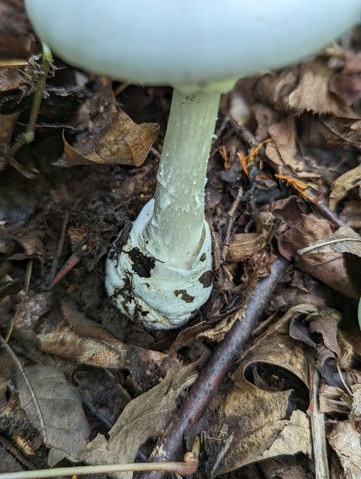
top-left (140, 256), bottom-right (289, 478)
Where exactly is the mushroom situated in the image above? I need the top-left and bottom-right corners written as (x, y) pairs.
top-left (25, 0), bottom-right (361, 329)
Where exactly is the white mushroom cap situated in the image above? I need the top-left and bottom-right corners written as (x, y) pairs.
top-left (26, 0), bottom-right (361, 90)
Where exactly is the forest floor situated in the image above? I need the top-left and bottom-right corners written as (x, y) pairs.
top-left (1, 2), bottom-right (361, 478)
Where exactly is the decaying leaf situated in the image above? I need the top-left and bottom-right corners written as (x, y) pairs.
top-left (62, 79), bottom-right (159, 167)
top-left (63, 112), bottom-right (159, 167)
top-left (254, 69), bottom-right (298, 111)
top-left (297, 225), bottom-right (361, 258)
top-left (0, 366), bottom-right (42, 456)
top-left (193, 332), bottom-right (310, 476)
top-left (227, 212), bottom-right (276, 262)
top-left (16, 364), bottom-right (90, 466)
top-left (191, 303), bottom-right (361, 476)
top-left (81, 364), bottom-right (197, 479)
top-left (288, 305), bottom-right (345, 387)
top-left (329, 420), bottom-right (361, 479)
top-left (265, 115), bottom-right (300, 171)
top-left (13, 299), bottom-right (173, 389)
top-left (329, 163), bottom-right (361, 211)
top-left (38, 300), bottom-right (170, 379)
top-left (277, 215), bottom-right (361, 299)
top-left (287, 56), bottom-right (352, 116)
top-left (319, 383), bottom-right (350, 415)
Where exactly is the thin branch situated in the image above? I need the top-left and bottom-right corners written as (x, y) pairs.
top-left (140, 256), bottom-right (289, 478)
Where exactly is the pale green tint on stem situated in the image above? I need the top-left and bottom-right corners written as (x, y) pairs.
top-left (145, 89), bottom-right (220, 268)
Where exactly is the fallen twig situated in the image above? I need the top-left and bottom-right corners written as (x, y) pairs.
top-left (140, 256), bottom-right (289, 478)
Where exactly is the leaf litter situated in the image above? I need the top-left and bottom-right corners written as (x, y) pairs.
top-left (1, 3), bottom-right (361, 478)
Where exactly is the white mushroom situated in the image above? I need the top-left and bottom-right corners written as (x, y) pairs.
top-left (25, 0), bottom-right (361, 329)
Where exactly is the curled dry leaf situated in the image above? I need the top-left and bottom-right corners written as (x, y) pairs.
top-left (227, 212), bottom-right (276, 262)
top-left (288, 305), bottom-right (345, 387)
top-left (17, 364), bottom-right (90, 466)
top-left (319, 383), bottom-right (351, 415)
top-left (329, 50), bottom-right (361, 106)
top-left (277, 214), bottom-right (360, 299)
top-left (265, 115), bottom-right (300, 171)
top-left (81, 364), bottom-right (197, 479)
top-left (39, 300), bottom-right (171, 387)
top-left (62, 79), bottom-right (159, 167)
top-left (255, 50), bottom-right (354, 117)
top-left (63, 112), bottom-right (159, 167)
top-left (287, 56), bottom-right (353, 116)
top-left (193, 332), bottom-right (310, 476)
top-left (329, 163), bottom-right (361, 211)
top-left (297, 225), bottom-right (361, 257)
top-left (13, 297), bottom-right (173, 389)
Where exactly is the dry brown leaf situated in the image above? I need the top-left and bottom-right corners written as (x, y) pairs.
top-left (9, 231), bottom-right (46, 262)
top-left (265, 115), bottom-right (301, 171)
top-left (14, 298), bottom-right (173, 388)
top-left (62, 79), bottom-right (159, 167)
top-left (38, 326), bottom-right (131, 369)
top-left (277, 215), bottom-right (360, 299)
top-left (197, 333), bottom-right (310, 476)
top-left (330, 71), bottom-right (361, 106)
top-left (287, 57), bottom-right (353, 116)
top-left (318, 116), bottom-right (361, 150)
top-left (81, 364), bottom-right (197, 479)
top-left (12, 293), bottom-right (52, 344)
top-left (319, 383), bottom-right (350, 415)
top-left (17, 364), bottom-right (90, 466)
top-left (227, 212), bottom-right (276, 262)
top-left (297, 226), bottom-right (361, 257)
top-left (339, 200), bottom-right (361, 229)
top-left (0, 67), bottom-right (26, 92)
top-left (329, 163), bottom-right (361, 211)
top-left (63, 111), bottom-right (159, 167)
top-left (254, 69), bottom-right (299, 111)
top-left (329, 420), bottom-right (361, 479)
top-left (289, 306), bottom-right (345, 387)
top-left (39, 301), bottom-right (170, 382)
top-left (329, 51), bottom-right (361, 105)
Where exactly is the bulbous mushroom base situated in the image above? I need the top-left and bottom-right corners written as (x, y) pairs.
top-left (105, 200), bottom-right (213, 329)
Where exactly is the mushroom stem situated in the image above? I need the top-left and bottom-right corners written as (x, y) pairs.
top-left (105, 88), bottom-right (221, 329)
top-left (146, 88), bottom-right (220, 268)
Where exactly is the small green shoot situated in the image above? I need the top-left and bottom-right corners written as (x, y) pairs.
top-left (10, 43), bottom-right (53, 156)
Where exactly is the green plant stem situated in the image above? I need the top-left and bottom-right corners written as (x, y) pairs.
top-left (10, 43), bottom-right (52, 156)
top-left (145, 88), bottom-right (220, 268)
